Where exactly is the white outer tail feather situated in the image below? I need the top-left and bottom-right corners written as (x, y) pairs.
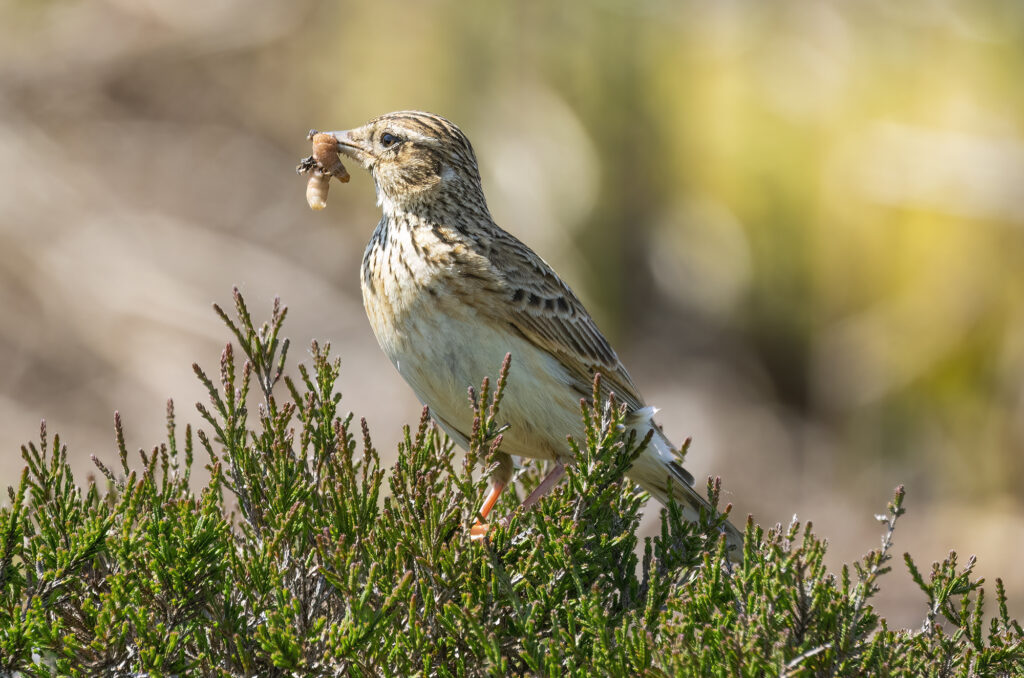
top-left (625, 410), bottom-right (744, 560)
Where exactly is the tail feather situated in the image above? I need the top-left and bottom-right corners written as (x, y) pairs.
top-left (625, 412), bottom-right (744, 561)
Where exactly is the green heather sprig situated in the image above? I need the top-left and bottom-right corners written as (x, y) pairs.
top-left (0, 290), bottom-right (1021, 676)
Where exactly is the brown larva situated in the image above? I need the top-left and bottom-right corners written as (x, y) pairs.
top-left (310, 131), bottom-right (350, 182)
top-left (296, 130), bottom-right (350, 211)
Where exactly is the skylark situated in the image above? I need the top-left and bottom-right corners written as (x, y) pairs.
top-left (324, 110), bottom-right (742, 551)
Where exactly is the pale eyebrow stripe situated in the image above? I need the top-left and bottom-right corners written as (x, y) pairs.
top-left (404, 129), bottom-right (438, 144)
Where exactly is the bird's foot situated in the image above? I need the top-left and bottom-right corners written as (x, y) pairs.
top-left (469, 515), bottom-right (512, 541)
top-left (469, 520), bottom-right (491, 541)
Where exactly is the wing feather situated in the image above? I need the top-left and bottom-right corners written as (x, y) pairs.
top-left (465, 228), bottom-right (645, 412)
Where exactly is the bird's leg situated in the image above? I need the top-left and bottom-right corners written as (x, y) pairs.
top-left (520, 461), bottom-right (566, 510)
top-left (470, 451), bottom-right (514, 540)
top-left (469, 481), bottom-right (506, 539)
top-left (470, 461), bottom-right (566, 541)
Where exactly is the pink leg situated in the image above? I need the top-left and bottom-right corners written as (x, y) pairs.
top-left (521, 461), bottom-right (566, 509)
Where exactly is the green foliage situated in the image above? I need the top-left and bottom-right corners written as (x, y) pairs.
top-left (1, 289), bottom-right (1022, 677)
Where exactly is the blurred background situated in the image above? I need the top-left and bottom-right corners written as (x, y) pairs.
top-left (2, 0), bottom-right (1022, 626)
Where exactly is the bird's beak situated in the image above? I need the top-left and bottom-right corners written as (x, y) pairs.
top-left (328, 129), bottom-right (366, 159)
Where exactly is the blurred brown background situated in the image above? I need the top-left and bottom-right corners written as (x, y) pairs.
top-left (2, 0), bottom-right (1022, 626)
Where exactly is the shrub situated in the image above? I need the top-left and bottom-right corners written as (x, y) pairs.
top-left (1, 290), bottom-right (1021, 676)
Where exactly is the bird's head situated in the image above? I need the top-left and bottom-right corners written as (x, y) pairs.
top-left (329, 111), bottom-right (484, 214)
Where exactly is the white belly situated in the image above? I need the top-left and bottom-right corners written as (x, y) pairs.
top-left (364, 286), bottom-right (581, 463)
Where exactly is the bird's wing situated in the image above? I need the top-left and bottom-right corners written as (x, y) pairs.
top-left (477, 229), bottom-right (646, 412)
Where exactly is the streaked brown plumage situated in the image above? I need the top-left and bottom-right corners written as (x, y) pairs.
top-left (328, 110), bottom-right (741, 551)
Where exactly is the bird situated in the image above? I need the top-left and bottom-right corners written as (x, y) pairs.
top-left (324, 110), bottom-right (742, 552)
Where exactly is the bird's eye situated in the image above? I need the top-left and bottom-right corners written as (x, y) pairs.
top-left (380, 133), bottom-right (400, 148)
